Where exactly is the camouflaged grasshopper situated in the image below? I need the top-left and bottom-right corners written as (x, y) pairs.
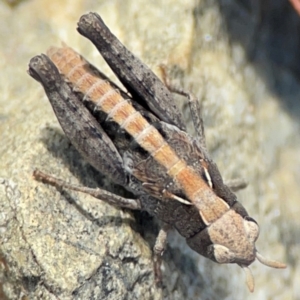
top-left (28, 12), bottom-right (286, 292)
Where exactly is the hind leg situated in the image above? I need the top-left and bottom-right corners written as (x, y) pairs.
top-left (160, 65), bottom-right (206, 151)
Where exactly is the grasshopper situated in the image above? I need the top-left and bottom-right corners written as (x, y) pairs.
top-left (28, 12), bottom-right (286, 292)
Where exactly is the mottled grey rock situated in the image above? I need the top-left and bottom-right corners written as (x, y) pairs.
top-left (0, 0), bottom-right (297, 299)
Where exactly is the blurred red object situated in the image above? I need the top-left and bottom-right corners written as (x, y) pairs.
top-left (289, 0), bottom-right (300, 15)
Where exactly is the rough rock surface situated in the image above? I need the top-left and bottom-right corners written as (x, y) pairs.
top-left (0, 0), bottom-right (298, 299)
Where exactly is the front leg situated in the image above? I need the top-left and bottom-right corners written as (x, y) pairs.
top-left (153, 223), bottom-right (172, 283)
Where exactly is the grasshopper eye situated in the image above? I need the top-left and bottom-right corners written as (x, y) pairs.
top-left (243, 216), bottom-right (260, 243)
top-left (212, 244), bottom-right (235, 264)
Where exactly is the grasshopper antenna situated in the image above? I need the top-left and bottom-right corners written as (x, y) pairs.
top-left (240, 265), bottom-right (255, 293)
top-left (256, 251), bottom-right (287, 269)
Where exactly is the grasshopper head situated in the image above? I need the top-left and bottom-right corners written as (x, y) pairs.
top-left (187, 209), bottom-right (286, 292)
top-left (213, 214), bottom-right (286, 291)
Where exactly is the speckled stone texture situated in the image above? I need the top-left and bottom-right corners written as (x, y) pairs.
top-left (0, 0), bottom-right (298, 299)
